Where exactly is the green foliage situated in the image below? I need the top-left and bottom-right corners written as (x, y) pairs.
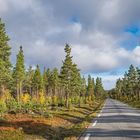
top-left (6, 97), bottom-right (21, 113)
top-left (14, 46), bottom-right (25, 83)
top-left (0, 19), bottom-right (11, 95)
top-left (95, 77), bottom-right (104, 97)
top-left (87, 75), bottom-right (94, 97)
top-left (13, 46), bottom-right (25, 102)
top-left (24, 66), bottom-right (34, 95)
top-left (110, 64), bottom-right (140, 106)
top-left (60, 44), bottom-right (83, 108)
top-left (32, 65), bottom-right (43, 98)
top-left (0, 100), bottom-right (7, 116)
top-left (0, 18), bottom-right (106, 114)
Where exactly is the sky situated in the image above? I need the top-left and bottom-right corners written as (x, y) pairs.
top-left (0, 0), bottom-right (140, 90)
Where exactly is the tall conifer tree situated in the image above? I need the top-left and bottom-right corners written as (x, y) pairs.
top-left (0, 19), bottom-right (11, 96)
top-left (32, 65), bottom-right (43, 99)
top-left (14, 46), bottom-right (25, 102)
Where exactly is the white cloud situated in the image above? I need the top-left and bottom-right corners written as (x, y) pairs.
top-left (1, 0), bottom-right (140, 89)
top-left (101, 75), bottom-right (123, 90)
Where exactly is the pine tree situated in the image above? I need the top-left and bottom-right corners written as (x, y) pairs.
top-left (42, 67), bottom-right (48, 95)
top-left (87, 75), bottom-right (94, 96)
top-left (115, 78), bottom-right (123, 99)
top-left (0, 19), bottom-right (11, 97)
top-left (81, 77), bottom-right (87, 103)
top-left (50, 68), bottom-right (60, 96)
top-left (60, 44), bottom-right (81, 108)
top-left (24, 66), bottom-right (34, 96)
top-left (46, 68), bottom-right (51, 96)
top-left (14, 46), bottom-right (25, 102)
top-left (81, 77), bottom-right (86, 96)
top-left (113, 64), bottom-right (140, 102)
top-left (95, 77), bottom-right (104, 98)
top-left (136, 67), bottom-right (140, 100)
top-left (32, 65), bottom-right (43, 99)
top-left (127, 65), bottom-right (137, 100)
top-left (60, 44), bottom-right (73, 108)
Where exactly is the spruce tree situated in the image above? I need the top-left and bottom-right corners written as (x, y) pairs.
top-left (24, 66), bottom-right (34, 96)
top-left (14, 46), bottom-right (25, 102)
top-left (127, 65), bottom-right (137, 100)
top-left (136, 67), bottom-right (140, 100)
top-left (32, 65), bottom-right (43, 99)
top-left (46, 68), bottom-right (51, 95)
top-left (60, 44), bottom-right (82, 107)
top-left (87, 75), bottom-right (94, 96)
top-left (0, 19), bottom-right (11, 97)
top-left (60, 44), bottom-right (74, 108)
top-left (115, 78), bottom-right (123, 99)
top-left (42, 67), bottom-right (48, 95)
top-left (50, 68), bottom-right (60, 96)
top-left (95, 77), bottom-right (104, 98)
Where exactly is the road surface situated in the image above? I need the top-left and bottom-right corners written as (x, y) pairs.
top-left (79, 98), bottom-right (140, 140)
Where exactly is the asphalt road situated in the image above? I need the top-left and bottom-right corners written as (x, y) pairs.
top-left (79, 98), bottom-right (140, 140)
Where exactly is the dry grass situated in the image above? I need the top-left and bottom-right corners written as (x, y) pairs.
top-left (0, 100), bottom-right (104, 140)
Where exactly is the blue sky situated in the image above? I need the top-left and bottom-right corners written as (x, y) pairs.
top-left (1, 0), bottom-right (140, 89)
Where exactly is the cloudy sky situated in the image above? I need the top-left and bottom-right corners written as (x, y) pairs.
top-left (1, 0), bottom-right (140, 89)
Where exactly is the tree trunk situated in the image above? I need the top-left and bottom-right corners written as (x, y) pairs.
top-left (19, 81), bottom-right (23, 101)
top-left (36, 87), bottom-right (38, 99)
top-left (66, 91), bottom-right (69, 108)
top-left (16, 82), bottom-right (20, 103)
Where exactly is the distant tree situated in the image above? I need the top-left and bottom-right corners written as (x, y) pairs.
top-left (13, 46), bottom-right (25, 102)
top-left (46, 68), bottom-right (51, 95)
top-left (32, 65), bottom-right (43, 99)
top-left (50, 68), bottom-right (60, 96)
top-left (112, 64), bottom-right (140, 102)
top-left (42, 67), bottom-right (48, 95)
top-left (115, 78), bottom-right (123, 99)
top-left (81, 77), bottom-right (87, 96)
top-left (24, 66), bottom-right (34, 96)
top-left (87, 75), bottom-right (94, 96)
top-left (136, 67), bottom-right (140, 100)
top-left (95, 77), bottom-right (104, 97)
top-left (0, 19), bottom-right (11, 97)
top-left (127, 65), bottom-right (137, 100)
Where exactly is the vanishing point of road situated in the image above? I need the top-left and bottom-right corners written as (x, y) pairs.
top-left (79, 98), bottom-right (140, 140)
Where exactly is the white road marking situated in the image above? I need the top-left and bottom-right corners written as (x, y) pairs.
top-left (92, 120), bottom-right (97, 127)
top-left (84, 133), bottom-right (91, 140)
top-left (98, 114), bottom-right (101, 117)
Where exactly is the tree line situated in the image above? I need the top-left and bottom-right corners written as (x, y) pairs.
top-left (0, 19), bottom-right (105, 115)
top-left (109, 64), bottom-right (140, 102)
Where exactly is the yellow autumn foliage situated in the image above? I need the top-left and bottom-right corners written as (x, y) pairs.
top-left (39, 92), bottom-right (45, 104)
top-left (21, 93), bottom-right (30, 104)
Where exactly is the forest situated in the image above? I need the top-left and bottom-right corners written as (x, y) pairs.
top-left (0, 18), bottom-right (105, 113)
top-left (0, 19), bottom-right (106, 139)
top-left (109, 64), bottom-right (140, 108)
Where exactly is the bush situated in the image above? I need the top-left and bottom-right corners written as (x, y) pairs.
top-left (6, 97), bottom-right (21, 113)
top-left (58, 97), bottom-right (65, 107)
top-left (0, 100), bottom-right (7, 116)
top-left (46, 96), bottom-right (52, 105)
top-left (52, 96), bottom-right (58, 106)
top-left (21, 93), bottom-right (30, 104)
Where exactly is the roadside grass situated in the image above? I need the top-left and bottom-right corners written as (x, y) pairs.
top-left (0, 100), bottom-right (104, 140)
top-left (126, 101), bottom-right (140, 109)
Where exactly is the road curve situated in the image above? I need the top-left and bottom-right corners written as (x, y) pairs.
top-left (79, 98), bottom-right (140, 140)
